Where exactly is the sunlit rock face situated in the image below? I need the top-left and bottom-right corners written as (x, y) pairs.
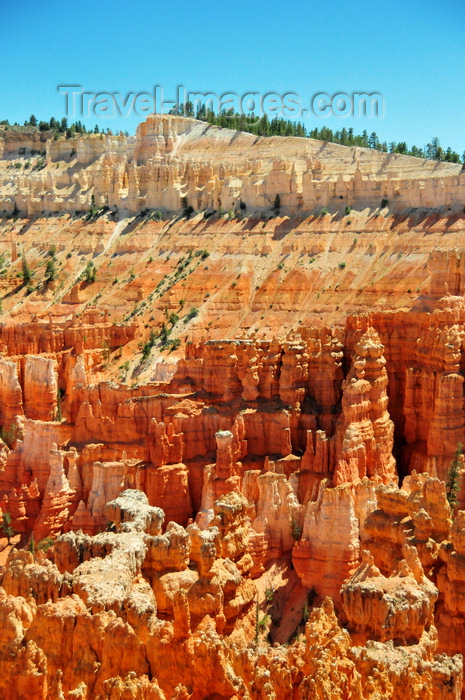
top-left (1, 113), bottom-right (465, 217)
top-left (1, 117), bottom-right (465, 697)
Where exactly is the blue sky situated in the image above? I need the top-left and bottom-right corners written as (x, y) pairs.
top-left (2, 0), bottom-right (464, 153)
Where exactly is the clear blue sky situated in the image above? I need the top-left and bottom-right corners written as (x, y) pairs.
top-left (2, 0), bottom-right (464, 154)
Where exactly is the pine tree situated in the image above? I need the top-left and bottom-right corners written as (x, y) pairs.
top-left (45, 259), bottom-right (56, 282)
top-left (22, 255), bottom-right (32, 284)
top-left (1, 512), bottom-right (15, 545)
top-left (273, 194), bottom-right (281, 214)
top-left (446, 442), bottom-right (463, 511)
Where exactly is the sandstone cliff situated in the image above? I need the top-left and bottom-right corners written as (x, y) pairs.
top-left (1, 115), bottom-right (464, 217)
top-left (1, 116), bottom-right (465, 697)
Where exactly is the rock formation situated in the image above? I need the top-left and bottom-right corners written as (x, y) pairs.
top-left (1, 116), bottom-right (465, 696)
top-left (2, 114), bottom-right (465, 218)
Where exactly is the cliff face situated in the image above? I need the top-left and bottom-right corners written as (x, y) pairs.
top-left (1, 114), bottom-right (464, 218)
top-left (1, 117), bottom-right (465, 697)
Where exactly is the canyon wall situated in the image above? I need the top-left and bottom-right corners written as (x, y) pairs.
top-left (1, 114), bottom-right (465, 217)
top-left (0, 118), bottom-right (465, 697)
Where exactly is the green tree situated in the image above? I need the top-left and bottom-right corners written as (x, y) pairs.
top-left (45, 259), bottom-right (57, 282)
top-left (83, 260), bottom-right (96, 283)
top-left (22, 255), bottom-right (32, 284)
top-left (446, 443), bottom-right (463, 511)
top-left (1, 512), bottom-right (15, 545)
top-left (273, 194), bottom-right (281, 214)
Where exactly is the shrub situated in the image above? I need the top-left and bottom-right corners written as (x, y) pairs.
top-left (320, 207), bottom-right (328, 216)
top-left (381, 198), bottom-right (389, 208)
top-left (185, 307), bottom-right (199, 321)
top-left (290, 517), bottom-right (302, 541)
top-left (119, 360), bottom-right (130, 380)
top-left (0, 423), bottom-right (19, 448)
top-left (36, 536), bottom-right (54, 552)
top-left (264, 587), bottom-right (275, 604)
top-left (48, 245), bottom-right (57, 257)
top-left (345, 205), bottom-right (351, 215)
top-left (168, 337), bottom-right (181, 352)
top-left (338, 262), bottom-right (347, 270)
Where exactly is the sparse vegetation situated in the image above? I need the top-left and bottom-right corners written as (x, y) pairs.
top-left (119, 360), bottom-right (130, 380)
top-left (264, 586), bottom-right (275, 604)
top-left (185, 307), bottom-right (199, 322)
top-left (168, 337), bottom-right (181, 352)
